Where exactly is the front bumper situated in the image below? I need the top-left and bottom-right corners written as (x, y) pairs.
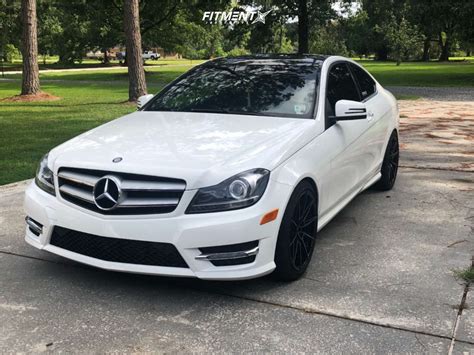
top-left (24, 179), bottom-right (291, 280)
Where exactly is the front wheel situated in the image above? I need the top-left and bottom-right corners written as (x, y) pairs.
top-left (374, 130), bottom-right (399, 191)
top-left (273, 181), bottom-right (318, 281)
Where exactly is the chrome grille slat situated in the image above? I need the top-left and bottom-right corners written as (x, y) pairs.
top-left (119, 197), bottom-right (179, 207)
top-left (58, 171), bottom-right (100, 187)
top-left (59, 185), bottom-right (94, 203)
top-left (121, 180), bottom-right (185, 191)
top-left (57, 168), bottom-right (186, 215)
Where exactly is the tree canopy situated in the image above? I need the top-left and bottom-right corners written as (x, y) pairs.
top-left (2, 0), bottom-right (473, 65)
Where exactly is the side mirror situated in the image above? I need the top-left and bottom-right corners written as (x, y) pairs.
top-left (136, 94), bottom-right (154, 110)
top-left (331, 100), bottom-right (367, 122)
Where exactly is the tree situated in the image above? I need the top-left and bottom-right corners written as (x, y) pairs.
top-left (37, 1), bottom-right (62, 64)
top-left (342, 10), bottom-right (371, 58)
top-left (123, 0), bottom-right (146, 102)
top-left (361, 0), bottom-right (395, 60)
top-left (297, 0), bottom-right (308, 53)
top-left (20, 0), bottom-right (40, 95)
top-left (270, 0), bottom-right (334, 54)
top-left (433, 0), bottom-right (474, 61)
top-left (86, 0), bottom-right (123, 64)
top-left (375, 4), bottom-right (421, 65)
top-left (0, 0), bottom-right (21, 63)
top-left (409, 0), bottom-right (438, 61)
top-left (310, 22), bottom-right (348, 56)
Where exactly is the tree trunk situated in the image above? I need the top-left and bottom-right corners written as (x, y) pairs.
top-left (439, 32), bottom-right (451, 61)
top-left (376, 46), bottom-right (388, 61)
top-left (297, 0), bottom-right (309, 54)
top-left (123, 0), bottom-right (146, 102)
top-left (20, 0), bottom-right (40, 95)
top-left (103, 48), bottom-right (109, 64)
top-left (422, 37), bottom-right (430, 61)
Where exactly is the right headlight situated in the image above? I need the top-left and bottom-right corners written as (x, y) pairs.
top-left (35, 153), bottom-right (55, 195)
top-left (185, 168), bottom-right (270, 214)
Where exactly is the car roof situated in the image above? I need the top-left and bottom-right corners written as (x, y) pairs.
top-left (208, 54), bottom-right (330, 66)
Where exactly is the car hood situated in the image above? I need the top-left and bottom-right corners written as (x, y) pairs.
top-left (49, 111), bottom-right (315, 189)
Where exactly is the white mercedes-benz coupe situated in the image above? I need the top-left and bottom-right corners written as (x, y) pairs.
top-left (24, 55), bottom-right (399, 281)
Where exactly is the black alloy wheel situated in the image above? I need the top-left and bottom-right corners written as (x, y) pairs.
top-left (274, 181), bottom-right (318, 281)
top-left (374, 131), bottom-right (399, 191)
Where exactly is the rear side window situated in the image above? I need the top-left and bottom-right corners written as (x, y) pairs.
top-left (326, 62), bottom-right (360, 113)
top-left (350, 63), bottom-right (376, 100)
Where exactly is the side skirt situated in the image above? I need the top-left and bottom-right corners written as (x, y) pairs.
top-left (317, 172), bottom-right (381, 232)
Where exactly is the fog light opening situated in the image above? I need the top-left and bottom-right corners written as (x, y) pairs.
top-left (25, 216), bottom-right (43, 237)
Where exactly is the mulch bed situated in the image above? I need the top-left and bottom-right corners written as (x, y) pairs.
top-left (1, 92), bottom-right (61, 102)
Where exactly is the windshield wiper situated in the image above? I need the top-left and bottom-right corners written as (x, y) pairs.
top-left (190, 108), bottom-right (274, 117)
top-left (227, 111), bottom-right (272, 117)
top-left (190, 108), bottom-right (230, 114)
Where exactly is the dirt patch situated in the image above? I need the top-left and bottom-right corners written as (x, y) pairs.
top-left (1, 92), bottom-right (61, 102)
top-left (398, 100), bottom-right (474, 172)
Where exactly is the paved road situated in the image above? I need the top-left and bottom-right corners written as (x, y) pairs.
top-left (388, 86), bottom-right (473, 101)
top-left (1, 101), bottom-right (473, 352)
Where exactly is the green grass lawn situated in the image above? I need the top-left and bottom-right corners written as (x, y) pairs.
top-left (0, 81), bottom-right (163, 185)
top-left (1, 59), bottom-right (473, 185)
top-left (357, 60), bottom-right (474, 87)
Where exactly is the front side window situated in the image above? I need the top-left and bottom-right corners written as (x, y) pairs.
top-left (326, 62), bottom-right (360, 115)
top-left (145, 61), bottom-right (321, 119)
top-left (349, 63), bottom-right (376, 100)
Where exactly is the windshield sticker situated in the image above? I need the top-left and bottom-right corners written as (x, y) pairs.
top-left (294, 104), bottom-right (306, 115)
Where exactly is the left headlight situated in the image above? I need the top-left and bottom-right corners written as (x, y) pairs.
top-left (35, 153), bottom-right (55, 195)
top-left (186, 168), bottom-right (270, 214)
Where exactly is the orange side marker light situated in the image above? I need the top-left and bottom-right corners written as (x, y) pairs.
top-left (260, 209), bottom-right (279, 225)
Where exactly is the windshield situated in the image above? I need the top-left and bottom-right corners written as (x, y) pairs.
top-left (145, 60), bottom-right (321, 119)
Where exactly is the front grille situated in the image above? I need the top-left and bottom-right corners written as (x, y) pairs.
top-left (57, 167), bottom-right (186, 215)
top-left (50, 226), bottom-right (188, 268)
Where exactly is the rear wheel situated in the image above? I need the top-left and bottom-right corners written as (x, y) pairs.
top-left (374, 130), bottom-right (399, 191)
top-left (273, 181), bottom-right (318, 281)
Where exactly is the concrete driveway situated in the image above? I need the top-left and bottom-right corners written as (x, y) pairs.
top-left (1, 100), bottom-right (473, 352)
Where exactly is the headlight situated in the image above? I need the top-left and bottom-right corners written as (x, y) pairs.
top-left (35, 153), bottom-right (55, 195)
top-left (186, 168), bottom-right (270, 214)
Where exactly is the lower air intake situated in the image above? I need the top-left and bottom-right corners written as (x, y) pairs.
top-left (50, 226), bottom-right (188, 268)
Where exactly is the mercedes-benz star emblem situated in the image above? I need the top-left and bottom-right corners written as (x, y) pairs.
top-left (93, 176), bottom-right (122, 210)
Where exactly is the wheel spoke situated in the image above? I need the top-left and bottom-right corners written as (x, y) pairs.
top-left (291, 239), bottom-right (298, 261)
top-left (301, 196), bottom-right (315, 221)
top-left (299, 195), bottom-right (309, 220)
top-left (289, 235), bottom-right (297, 247)
top-left (298, 240), bottom-right (304, 267)
top-left (300, 215), bottom-right (317, 228)
top-left (301, 237), bottom-right (310, 257)
top-left (300, 231), bottom-right (315, 240)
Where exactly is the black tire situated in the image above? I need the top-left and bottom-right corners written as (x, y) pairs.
top-left (374, 130), bottom-right (399, 191)
top-left (273, 181), bottom-right (318, 281)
